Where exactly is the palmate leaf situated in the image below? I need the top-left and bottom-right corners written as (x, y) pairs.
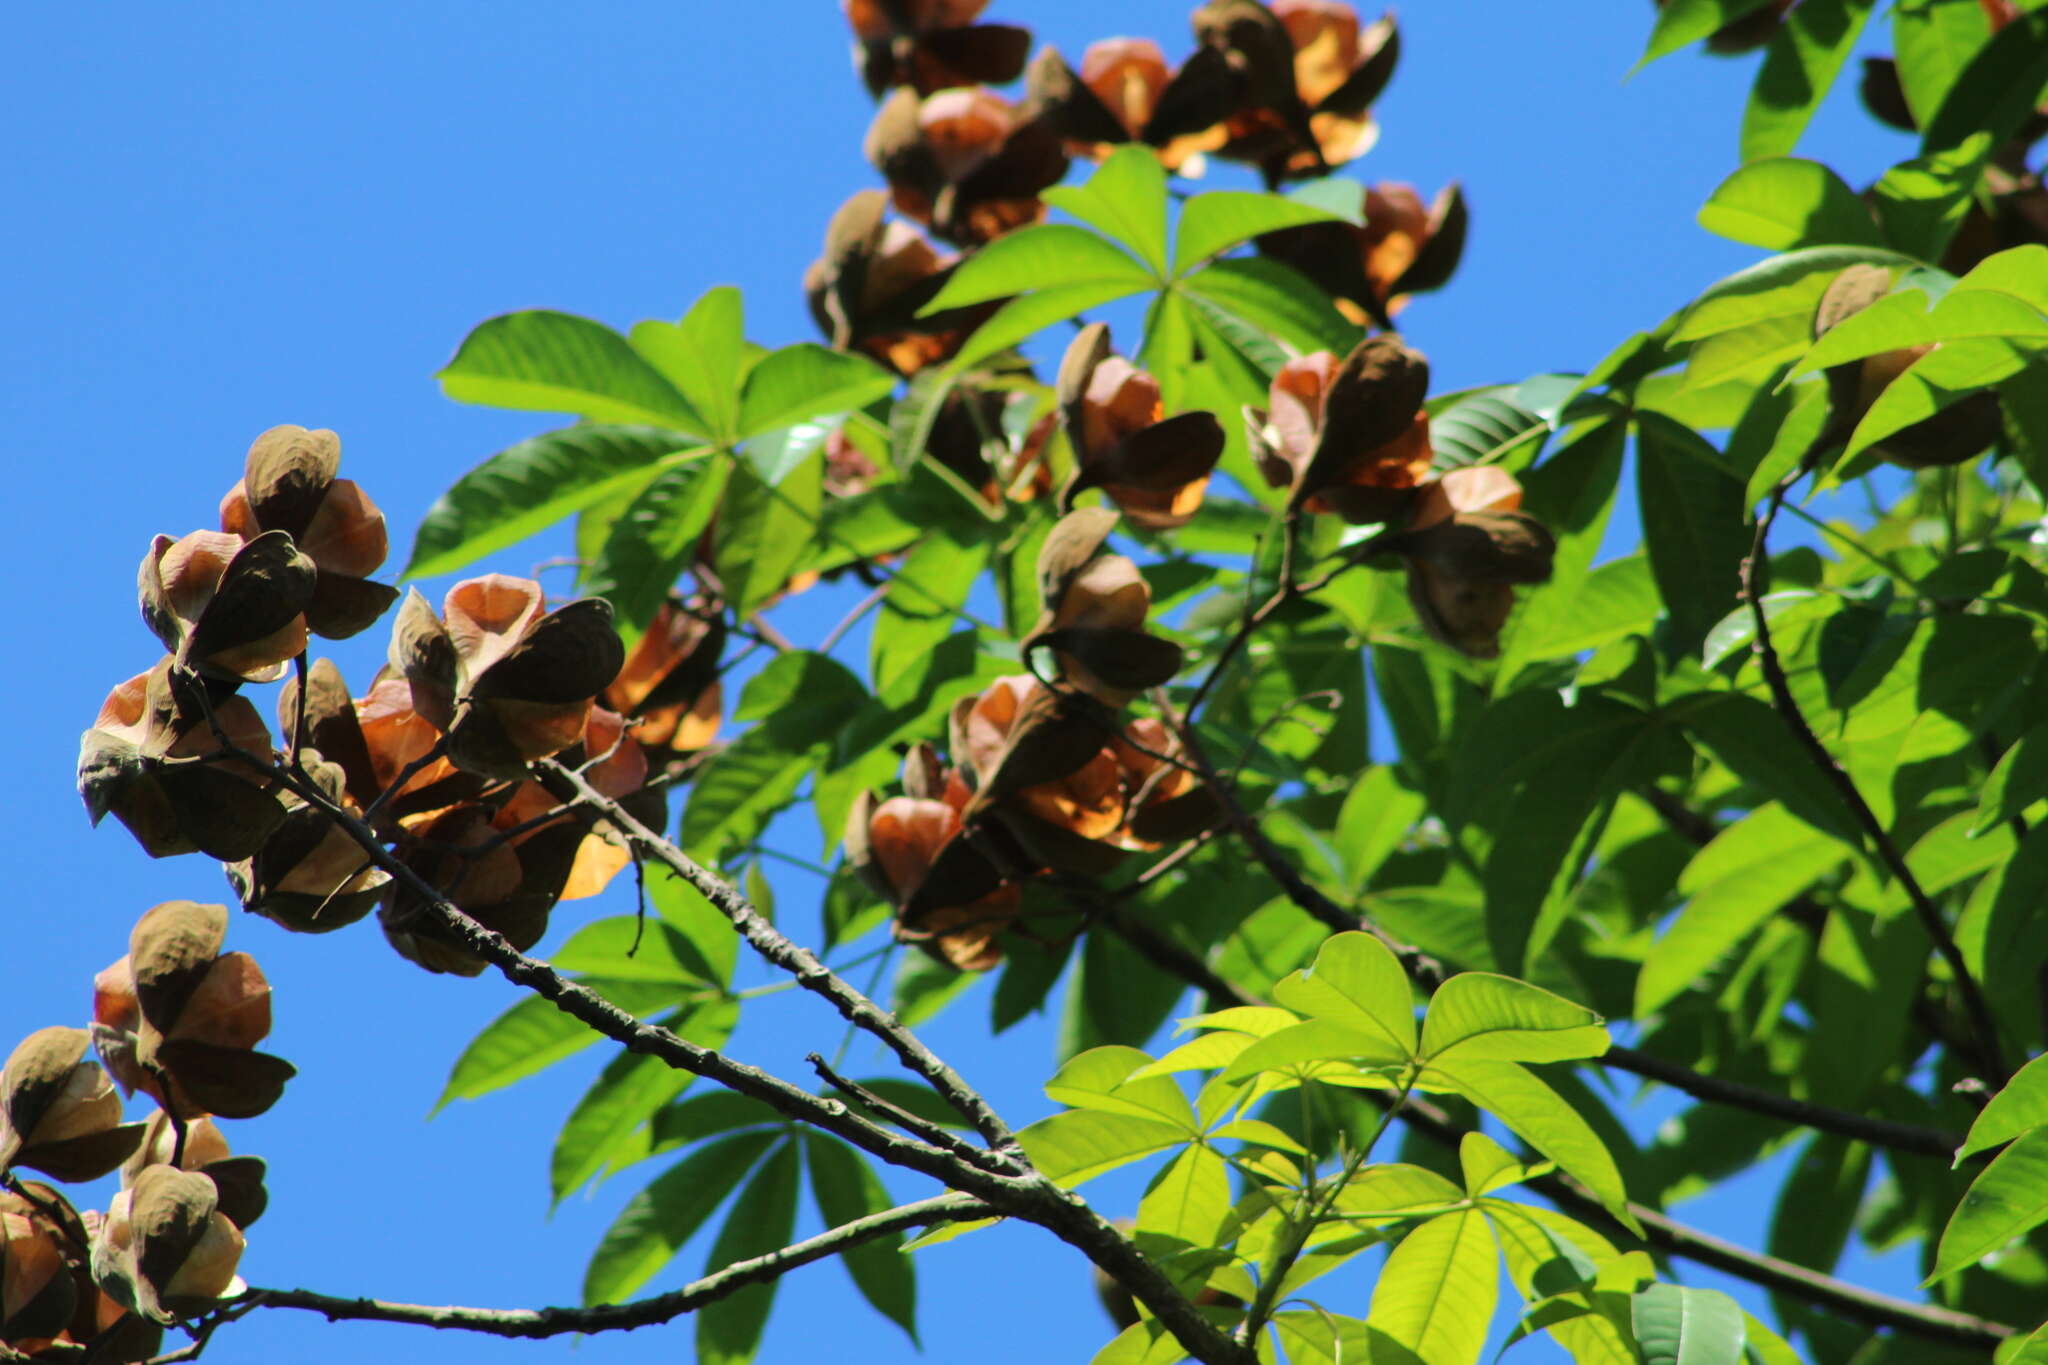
top-left (1042, 145), bottom-right (1170, 275)
top-left (712, 454), bottom-right (822, 619)
top-left (736, 343), bottom-right (897, 441)
top-left (1171, 191), bottom-right (1342, 275)
top-left (434, 978), bottom-right (683, 1110)
top-left (1015, 1108), bottom-right (1190, 1185)
top-left (1426, 388), bottom-right (1550, 469)
top-left (553, 914), bottom-right (722, 986)
top-left (631, 287), bottom-right (745, 444)
top-left (404, 425), bottom-right (711, 580)
top-left (550, 1000), bottom-right (739, 1205)
top-left (1270, 932), bottom-right (1418, 1056)
top-left (1630, 1282), bottom-right (1746, 1365)
top-left (1176, 257), bottom-right (1360, 358)
top-left (1634, 412), bottom-right (1753, 655)
top-left (1045, 1046), bottom-right (1200, 1130)
top-left (1634, 802), bottom-right (1847, 1017)
top-left (438, 309), bottom-right (708, 430)
top-left (1135, 1143), bottom-right (1232, 1246)
top-left (582, 1130), bottom-right (778, 1306)
top-left (698, 1140), bottom-right (802, 1365)
top-left (919, 223), bottom-right (1153, 312)
top-left (1364, 1209), bottom-right (1497, 1365)
top-left (803, 1135), bottom-right (919, 1344)
top-left (582, 456), bottom-right (729, 640)
top-left (1427, 1057), bottom-right (1635, 1232)
top-left (1418, 973), bottom-right (1608, 1066)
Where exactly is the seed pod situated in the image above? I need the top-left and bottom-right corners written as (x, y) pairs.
top-left (0, 1029), bottom-right (144, 1182)
top-left (91, 1166), bottom-right (244, 1324)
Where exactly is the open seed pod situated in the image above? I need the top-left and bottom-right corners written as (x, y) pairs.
top-left (805, 190), bottom-right (1000, 378)
top-left (224, 753), bottom-right (390, 934)
top-left (120, 1115), bottom-right (268, 1234)
top-left (91, 1165), bottom-right (245, 1325)
top-left (137, 528), bottom-right (317, 684)
top-left (1391, 466), bottom-right (1555, 659)
top-left (1, 1181), bottom-right (90, 1351)
top-left (1056, 324), bottom-right (1225, 529)
top-left (1813, 264), bottom-right (2005, 469)
top-left (865, 86), bottom-right (1069, 247)
top-left (1025, 511), bottom-right (1184, 707)
top-left (1021, 40), bottom-right (1235, 169)
top-left (0, 1029), bottom-right (144, 1183)
top-left (1259, 180), bottom-right (1466, 324)
top-left (602, 597), bottom-right (725, 761)
top-left (93, 903), bottom-right (295, 1120)
top-left (218, 425), bottom-right (400, 639)
top-left (1249, 337), bottom-right (1434, 523)
top-left (377, 800), bottom-right (566, 977)
top-left (844, 0), bottom-right (1032, 98)
top-left (1113, 718), bottom-right (1224, 848)
top-left (1195, 0), bottom-right (1397, 182)
top-left (389, 575), bottom-right (626, 782)
top-left (77, 659), bottom-right (288, 861)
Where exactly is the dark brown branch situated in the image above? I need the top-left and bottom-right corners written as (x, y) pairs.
top-left (1744, 480), bottom-right (2008, 1086)
top-left (539, 758), bottom-right (1023, 1157)
top-left (234, 1195), bottom-right (990, 1339)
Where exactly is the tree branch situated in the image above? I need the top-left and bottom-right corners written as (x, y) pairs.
top-left (233, 1195), bottom-right (990, 1339)
top-left (538, 757), bottom-right (1022, 1157)
top-left (1743, 480), bottom-right (2008, 1086)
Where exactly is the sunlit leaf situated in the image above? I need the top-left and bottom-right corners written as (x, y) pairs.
top-left (1365, 1209), bottom-right (1497, 1365)
top-left (1630, 1281), bottom-right (1746, 1365)
top-left (439, 309), bottom-right (707, 430)
top-left (1419, 974), bottom-right (1608, 1065)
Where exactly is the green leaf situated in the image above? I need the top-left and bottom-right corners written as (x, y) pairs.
top-left (893, 950), bottom-right (981, 1027)
top-left (631, 287), bottom-right (745, 444)
top-left (680, 725), bottom-right (812, 862)
top-left (1136, 1143), bottom-right (1232, 1246)
top-left (1496, 418), bottom-right (1627, 687)
top-left (1335, 1164), bottom-right (1468, 1220)
top-left (1091, 1320), bottom-right (1190, 1365)
top-left (1961, 1053), bottom-right (2048, 1161)
top-left (1219, 1019), bottom-right (1413, 1081)
top-left (434, 979), bottom-right (681, 1109)
top-left (737, 344), bottom-right (896, 440)
top-left (581, 457), bottom-right (729, 638)
top-left (550, 1000), bottom-right (739, 1204)
top-left (1930, 1126), bottom-right (2048, 1283)
top-left (552, 915), bottom-right (720, 986)
top-left (1794, 287), bottom-right (2048, 378)
top-left (742, 418), bottom-right (836, 488)
top-left (1631, 1282), bottom-right (1746, 1365)
top-left (1975, 723), bottom-right (2048, 835)
top-left (649, 864), bottom-right (739, 985)
top-left (1419, 974), bottom-right (1609, 1066)
top-left (1430, 1057), bottom-right (1635, 1232)
top-left (1637, 0), bottom-right (1782, 67)
top-left (1698, 158), bottom-right (1882, 250)
top-left (1046, 1046), bottom-right (1199, 1130)
top-left (697, 1140), bottom-right (801, 1365)
top-left (404, 427), bottom-right (709, 580)
top-left (438, 310), bottom-right (707, 430)
top-left (1335, 768), bottom-right (1429, 892)
top-left (1635, 413), bottom-right (1754, 654)
top-left (1871, 135), bottom-right (1992, 261)
top-left (946, 279), bottom-right (1151, 374)
top-left (1270, 932), bottom-right (1419, 1057)
top-left (804, 1136), bottom-right (919, 1343)
top-left (1015, 1108), bottom-right (1190, 1185)
top-left (1176, 257), bottom-right (1361, 358)
top-left (1678, 693), bottom-right (1863, 843)
top-left (1895, 0), bottom-right (1995, 128)
top-left (1058, 927), bottom-right (1189, 1060)
top-left (1041, 145), bottom-right (1170, 276)
top-left (1922, 10), bottom-right (2048, 155)
top-left (735, 649), bottom-right (868, 724)
top-left (920, 224), bottom-right (1151, 313)
top-left (1634, 803), bottom-right (1848, 1016)
top-left (1739, 0), bottom-right (1878, 162)
top-left (713, 456), bottom-right (822, 619)
top-left (1172, 190), bottom-right (1343, 275)
top-left (872, 531), bottom-right (988, 700)
top-left (1460, 1131), bottom-right (1547, 1197)
top-left (1844, 337), bottom-right (2034, 459)
top-left (582, 1131), bottom-right (777, 1305)
top-left (1674, 246), bottom-right (1916, 342)
top-left (1365, 1209), bottom-right (1498, 1365)
top-left (1427, 389), bottom-right (1550, 469)
top-left (597, 1090), bottom-right (785, 1180)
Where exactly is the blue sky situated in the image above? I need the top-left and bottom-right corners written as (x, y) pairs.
top-left (2, 4), bottom-right (1922, 1362)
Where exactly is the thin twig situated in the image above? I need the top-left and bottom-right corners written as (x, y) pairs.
top-left (808, 1054), bottom-right (1011, 1175)
top-left (1744, 479), bottom-right (2008, 1086)
top-left (236, 1195), bottom-right (991, 1339)
top-left (539, 758), bottom-right (1025, 1157)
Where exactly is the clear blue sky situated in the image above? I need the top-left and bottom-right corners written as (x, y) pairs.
top-left (2, 4), bottom-right (1917, 1362)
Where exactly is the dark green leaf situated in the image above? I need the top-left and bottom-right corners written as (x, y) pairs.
top-left (434, 979), bottom-right (682, 1110)
top-left (713, 456), bottom-right (822, 619)
top-left (582, 1131), bottom-right (777, 1305)
top-left (550, 1000), bottom-right (739, 1203)
top-left (1678, 693), bottom-right (1864, 844)
top-left (803, 1136), bottom-right (919, 1342)
top-left (1056, 929), bottom-right (1187, 1061)
top-left (1637, 0), bottom-right (1782, 66)
top-left (1635, 412), bottom-right (1754, 654)
top-left (697, 1141), bottom-right (801, 1365)
top-left (404, 426), bottom-right (709, 580)
top-left (1176, 257), bottom-right (1362, 358)
top-left (582, 457), bottom-right (729, 639)
top-left (1922, 10), bottom-right (2048, 155)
